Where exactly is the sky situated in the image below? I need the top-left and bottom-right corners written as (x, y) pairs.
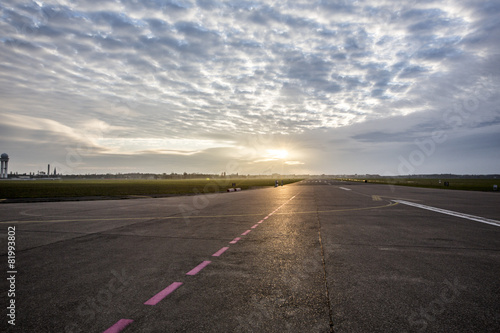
top-left (1, 0), bottom-right (499, 176)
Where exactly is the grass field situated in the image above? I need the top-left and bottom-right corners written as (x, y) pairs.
top-left (0, 178), bottom-right (302, 199)
top-left (337, 177), bottom-right (500, 192)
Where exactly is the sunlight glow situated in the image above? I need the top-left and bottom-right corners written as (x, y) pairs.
top-left (266, 149), bottom-right (289, 159)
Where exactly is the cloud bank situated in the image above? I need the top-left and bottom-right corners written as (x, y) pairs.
top-left (0, 0), bottom-right (499, 174)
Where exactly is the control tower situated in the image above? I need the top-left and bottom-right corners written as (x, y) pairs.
top-left (0, 153), bottom-right (9, 179)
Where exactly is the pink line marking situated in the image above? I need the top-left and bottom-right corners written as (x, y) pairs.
top-left (186, 261), bottom-right (211, 276)
top-left (230, 237), bottom-right (242, 243)
top-left (212, 247), bottom-right (229, 257)
top-left (251, 224), bottom-right (259, 229)
top-left (103, 319), bottom-right (134, 333)
top-left (144, 282), bottom-right (183, 306)
top-left (258, 220), bottom-right (264, 223)
top-left (241, 230), bottom-right (251, 236)
top-left (263, 216), bottom-right (268, 220)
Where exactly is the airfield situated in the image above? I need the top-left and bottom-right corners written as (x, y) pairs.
top-left (0, 180), bottom-right (499, 332)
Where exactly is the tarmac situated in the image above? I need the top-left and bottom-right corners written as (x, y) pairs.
top-left (0, 180), bottom-right (498, 332)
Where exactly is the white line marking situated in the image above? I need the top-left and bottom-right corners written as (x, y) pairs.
top-left (394, 200), bottom-right (500, 227)
top-left (339, 187), bottom-right (351, 191)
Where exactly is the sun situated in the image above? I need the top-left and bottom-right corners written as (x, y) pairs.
top-left (266, 149), bottom-right (288, 159)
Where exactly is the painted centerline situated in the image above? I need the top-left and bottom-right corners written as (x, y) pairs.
top-left (339, 187), bottom-right (351, 191)
top-left (186, 261), bottom-right (212, 276)
top-left (103, 319), bottom-right (134, 333)
top-left (394, 200), bottom-right (500, 227)
top-left (97, 192), bottom-right (301, 332)
top-left (231, 236), bottom-right (243, 243)
top-left (144, 282), bottom-right (183, 306)
top-left (212, 247), bottom-right (229, 257)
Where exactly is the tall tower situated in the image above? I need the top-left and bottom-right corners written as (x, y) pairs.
top-left (1, 153), bottom-right (9, 179)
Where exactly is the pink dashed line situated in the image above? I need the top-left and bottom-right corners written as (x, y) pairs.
top-left (103, 319), bottom-right (134, 333)
top-left (230, 237), bottom-right (242, 243)
top-left (212, 247), bottom-right (229, 257)
top-left (186, 261), bottom-right (212, 276)
top-left (101, 193), bottom-right (302, 332)
top-left (144, 282), bottom-right (183, 306)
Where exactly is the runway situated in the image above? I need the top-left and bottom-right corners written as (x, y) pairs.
top-left (0, 180), bottom-right (499, 332)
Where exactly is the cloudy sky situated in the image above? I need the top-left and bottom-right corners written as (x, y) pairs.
top-left (1, 0), bottom-right (499, 175)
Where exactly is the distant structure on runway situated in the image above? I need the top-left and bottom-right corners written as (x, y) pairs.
top-left (1, 153), bottom-right (9, 179)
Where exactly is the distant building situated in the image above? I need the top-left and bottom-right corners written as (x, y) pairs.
top-left (1, 153), bottom-right (9, 179)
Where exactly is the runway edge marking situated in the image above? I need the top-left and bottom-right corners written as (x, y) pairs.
top-left (393, 200), bottom-right (500, 227)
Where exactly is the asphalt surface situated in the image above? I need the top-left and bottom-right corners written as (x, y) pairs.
top-left (0, 180), bottom-right (499, 332)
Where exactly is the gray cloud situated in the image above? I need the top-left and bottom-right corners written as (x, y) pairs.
top-left (0, 0), bottom-right (499, 175)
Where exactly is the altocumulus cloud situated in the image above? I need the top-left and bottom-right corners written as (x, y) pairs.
top-left (0, 0), bottom-right (499, 174)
